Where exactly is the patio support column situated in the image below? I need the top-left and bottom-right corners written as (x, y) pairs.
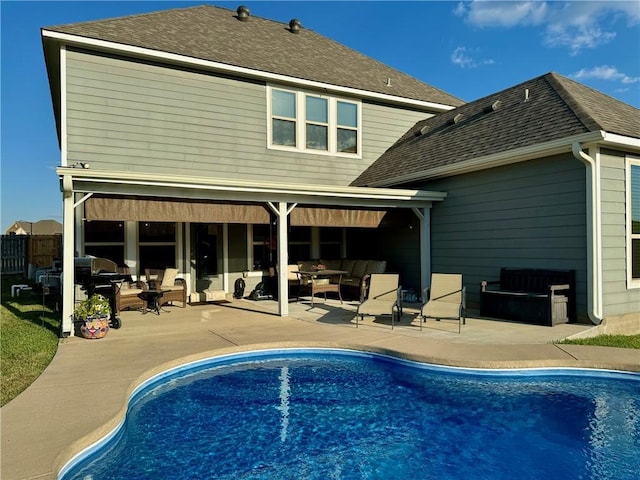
top-left (61, 175), bottom-right (75, 336)
top-left (268, 201), bottom-right (295, 316)
top-left (412, 207), bottom-right (431, 301)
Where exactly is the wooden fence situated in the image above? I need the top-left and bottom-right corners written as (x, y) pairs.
top-left (1, 235), bottom-right (62, 275)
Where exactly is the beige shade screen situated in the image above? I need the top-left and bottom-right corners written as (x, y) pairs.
top-left (290, 207), bottom-right (387, 227)
top-left (84, 197), bottom-right (270, 224)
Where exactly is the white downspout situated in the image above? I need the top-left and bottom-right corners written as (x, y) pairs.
top-left (572, 142), bottom-right (603, 324)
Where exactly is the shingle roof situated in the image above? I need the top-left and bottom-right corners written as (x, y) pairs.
top-left (43, 4), bottom-right (463, 107)
top-left (5, 220), bottom-right (62, 235)
top-left (352, 72), bottom-right (640, 187)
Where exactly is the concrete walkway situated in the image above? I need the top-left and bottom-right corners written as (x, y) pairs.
top-left (2, 299), bottom-right (639, 480)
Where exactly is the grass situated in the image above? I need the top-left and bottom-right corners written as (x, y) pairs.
top-left (558, 334), bottom-right (640, 349)
top-left (1, 276), bottom-right (60, 406)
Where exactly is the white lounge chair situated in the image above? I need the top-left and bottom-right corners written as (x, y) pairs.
top-left (420, 273), bottom-right (466, 333)
top-left (356, 273), bottom-right (401, 329)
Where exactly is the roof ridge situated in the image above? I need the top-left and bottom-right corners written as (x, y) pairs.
top-left (544, 72), bottom-right (604, 132)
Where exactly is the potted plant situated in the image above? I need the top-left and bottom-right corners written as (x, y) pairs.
top-left (74, 294), bottom-right (111, 339)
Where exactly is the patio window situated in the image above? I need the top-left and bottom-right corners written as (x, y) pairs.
top-left (320, 227), bottom-right (343, 259)
top-left (139, 222), bottom-right (176, 271)
top-left (269, 86), bottom-right (360, 156)
top-left (628, 158), bottom-right (640, 287)
top-left (84, 220), bottom-right (124, 265)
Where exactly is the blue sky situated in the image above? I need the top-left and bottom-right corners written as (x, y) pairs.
top-left (1, 1), bottom-right (639, 230)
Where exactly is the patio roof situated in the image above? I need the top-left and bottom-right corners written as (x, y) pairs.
top-left (57, 167), bottom-right (447, 210)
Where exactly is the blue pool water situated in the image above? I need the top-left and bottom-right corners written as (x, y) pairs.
top-left (61, 349), bottom-right (640, 480)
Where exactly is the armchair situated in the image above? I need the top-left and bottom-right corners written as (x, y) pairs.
top-left (145, 268), bottom-right (187, 308)
top-left (113, 279), bottom-right (147, 314)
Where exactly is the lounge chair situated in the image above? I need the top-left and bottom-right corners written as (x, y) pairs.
top-left (145, 268), bottom-right (187, 308)
top-left (355, 273), bottom-right (401, 329)
top-left (420, 273), bottom-right (466, 333)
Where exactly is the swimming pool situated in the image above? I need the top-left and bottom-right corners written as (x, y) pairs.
top-left (60, 348), bottom-right (640, 480)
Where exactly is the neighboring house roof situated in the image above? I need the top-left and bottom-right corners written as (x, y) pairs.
top-left (42, 4), bottom-right (463, 108)
top-left (352, 72), bottom-right (640, 187)
top-left (5, 220), bottom-right (62, 235)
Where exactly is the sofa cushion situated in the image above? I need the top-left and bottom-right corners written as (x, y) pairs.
top-left (366, 260), bottom-right (387, 275)
top-left (340, 259), bottom-right (356, 276)
top-left (351, 260), bottom-right (369, 279)
top-left (322, 259), bottom-right (342, 271)
top-left (121, 288), bottom-right (143, 296)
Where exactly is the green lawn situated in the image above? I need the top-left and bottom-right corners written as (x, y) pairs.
top-left (558, 334), bottom-right (640, 349)
top-left (1, 277), bottom-right (60, 406)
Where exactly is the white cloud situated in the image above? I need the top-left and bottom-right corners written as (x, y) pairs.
top-left (454, 1), bottom-right (547, 27)
top-left (456, 1), bottom-right (639, 54)
top-left (572, 66), bottom-right (640, 84)
top-left (451, 46), bottom-right (495, 69)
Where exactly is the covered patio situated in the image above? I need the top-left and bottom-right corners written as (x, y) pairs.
top-left (57, 167), bottom-right (447, 336)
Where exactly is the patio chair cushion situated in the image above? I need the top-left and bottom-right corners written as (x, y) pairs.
top-left (161, 268), bottom-right (179, 287)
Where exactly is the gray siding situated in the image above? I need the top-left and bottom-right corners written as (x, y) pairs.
top-left (419, 154), bottom-right (589, 320)
top-left (65, 50), bottom-right (430, 186)
top-left (600, 149), bottom-right (640, 316)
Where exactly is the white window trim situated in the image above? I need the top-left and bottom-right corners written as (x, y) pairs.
top-left (267, 86), bottom-right (362, 159)
top-left (627, 156), bottom-right (640, 289)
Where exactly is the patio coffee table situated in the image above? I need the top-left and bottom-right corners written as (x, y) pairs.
top-left (141, 289), bottom-right (169, 315)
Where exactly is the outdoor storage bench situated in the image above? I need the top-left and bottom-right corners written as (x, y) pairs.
top-left (480, 268), bottom-right (576, 326)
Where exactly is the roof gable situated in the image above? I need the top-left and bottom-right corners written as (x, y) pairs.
top-left (352, 72), bottom-right (640, 187)
top-left (43, 4), bottom-right (462, 107)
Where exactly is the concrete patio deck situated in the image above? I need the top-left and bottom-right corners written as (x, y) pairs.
top-left (2, 298), bottom-right (639, 480)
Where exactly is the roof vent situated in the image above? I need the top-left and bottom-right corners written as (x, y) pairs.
top-left (482, 100), bottom-right (502, 113)
top-left (289, 18), bottom-right (302, 33)
top-left (236, 5), bottom-right (250, 21)
top-left (447, 113), bottom-right (464, 126)
top-left (385, 77), bottom-right (392, 87)
top-left (524, 88), bottom-right (530, 102)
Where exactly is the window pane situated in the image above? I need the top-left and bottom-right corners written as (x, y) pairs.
top-left (139, 222), bottom-right (175, 242)
top-left (337, 128), bottom-right (357, 153)
top-left (84, 245), bottom-right (124, 266)
top-left (633, 239), bottom-right (640, 279)
top-left (273, 119), bottom-right (296, 146)
top-left (85, 221), bottom-right (124, 243)
top-left (320, 227), bottom-right (342, 242)
top-left (272, 90), bottom-right (296, 118)
top-left (337, 101), bottom-right (357, 127)
top-left (306, 96), bottom-right (327, 123)
top-left (306, 124), bottom-right (328, 150)
top-left (632, 165), bottom-right (640, 234)
top-left (289, 226), bottom-right (311, 242)
top-left (139, 245), bottom-right (176, 271)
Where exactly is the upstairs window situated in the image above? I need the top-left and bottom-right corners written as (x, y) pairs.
top-left (269, 87), bottom-right (360, 157)
top-left (337, 101), bottom-right (358, 153)
top-left (272, 90), bottom-right (296, 147)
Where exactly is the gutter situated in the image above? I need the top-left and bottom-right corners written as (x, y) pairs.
top-left (369, 131), bottom-right (605, 187)
top-left (572, 142), bottom-right (604, 325)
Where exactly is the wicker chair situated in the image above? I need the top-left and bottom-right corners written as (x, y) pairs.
top-left (113, 279), bottom-right (147, 314)
top-left (145, 268), bottom-right (187, 308)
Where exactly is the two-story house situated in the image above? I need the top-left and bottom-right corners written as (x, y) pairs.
top-left (42, 4), bottom-right (464, 335)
